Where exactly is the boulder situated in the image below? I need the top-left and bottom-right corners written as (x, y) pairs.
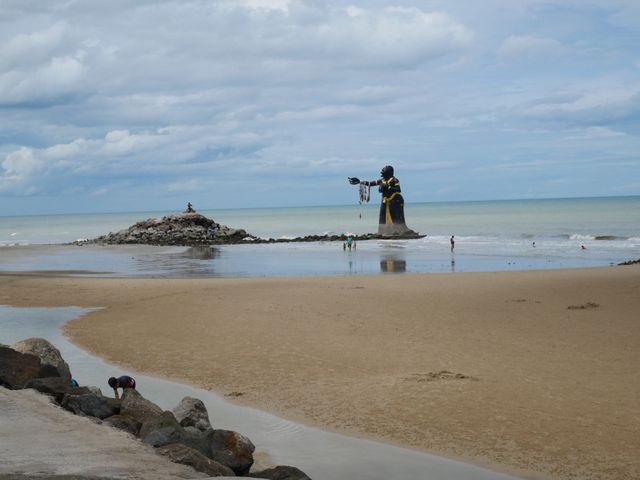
top-left (249, 466), bottom-right (312, 480)
top-left (0, 346), bottom-right (55, 389)
top-left (61, 393), bottom-right (120, 419)
top-left (140, 410), bottom-right (183, 443)
top-left (205, 429), bottom-right (255, 476)
top-left (119, 388), bottom-right (163, 428)
top-left (24, 377), bottom-right (94, 404)
top-left (103, 414), bottom-right (140, 436)
top-left (141, 411), bottom-right (209, 455)
top-left (85, 385), bottom-right (103, 396)
top-left (173, 396), bottom-right (212, 431)
top-left (156, 443), bottom-right (235, 477)
top-left (11, 337), bottom-right (72, 383)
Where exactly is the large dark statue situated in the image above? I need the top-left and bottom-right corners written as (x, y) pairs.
top-left (349, 165), bottom-right (415, 237)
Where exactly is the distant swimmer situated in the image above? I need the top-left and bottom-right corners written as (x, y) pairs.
top-left (581, 245), bottom-right (587, 250)
top-left (450, 235), bottom-right (455, 252)
top-left (532, 241), bottom-right (536, 248)
top-left (108, 375), bottom-right (136, 400)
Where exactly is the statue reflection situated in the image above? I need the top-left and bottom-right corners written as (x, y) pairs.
top-left (183, 246), bottom-right (219, 260)
top-left (380, 256), bottom-right (407, 273)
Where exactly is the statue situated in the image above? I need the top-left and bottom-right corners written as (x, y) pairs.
top-left (349, 165), bottom-right (415, 237)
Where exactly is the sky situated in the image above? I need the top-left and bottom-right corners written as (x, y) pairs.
top-left (1, 0), bottom-right (639, 215)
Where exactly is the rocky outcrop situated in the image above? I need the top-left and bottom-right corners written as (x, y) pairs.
top-left (11, 338), bottom-right (72, 384)
top-left (78, 211), bottom-right (424, 247)
top-left (0, 346), bottom-right (58, 389)
top-left (2, 339), bottom-right (311, 479)
top-left (85, 212), bottom-right (255, 246)
top-left (173, 396), bottom-right (212, 431)
top-left (619, 258), bottom-right (640, 265)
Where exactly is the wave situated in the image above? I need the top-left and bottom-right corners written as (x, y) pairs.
top-left (567, 234), bottom-right (629, 241)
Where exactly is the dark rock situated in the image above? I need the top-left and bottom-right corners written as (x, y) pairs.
top-left (141, 411), bottom-right (209, 455)
top-left (619, 258), bottom-right (640, 265)
top-left (79, 210), bottom-right (424, 247)
top-left (156, 443), bottom-right (235, 477)
top-left (102, 414), bottom-right (140, 436)
top-left (140, 410), bottom-right (182, 443)
top-left (0, 346), bottom-right (46, 389)
top-left (173, 396), bottom-right (212, 431)
top-left (205, 429), bottom-right (255, 476)
top-left (61, 393), bottom-right (120, 419)
top-left (84, 212), bottom-right (254, 246)
top-left (119, 388), bottom-right (163, 427)
top-left (249, 465), bottom-right (312, 480)
top-left (23, 377), bottom-right (94, 404)
top-left (11, 337), bottom-right (72, 384)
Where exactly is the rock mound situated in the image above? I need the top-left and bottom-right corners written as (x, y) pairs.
top-left (2, 338), bottom-right (312, 479)
top-left (12, 337), bottom-right (72, 384)
top-left (86, 212), bottom-right (255, 246)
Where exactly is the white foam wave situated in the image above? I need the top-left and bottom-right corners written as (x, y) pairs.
top-left (569, 234), bottom-right (595, 240)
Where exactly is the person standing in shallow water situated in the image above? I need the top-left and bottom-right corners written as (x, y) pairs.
top-left (349, 165), bottom-right (413, 237)
top-left (450, 235), bottom-right (455, 252)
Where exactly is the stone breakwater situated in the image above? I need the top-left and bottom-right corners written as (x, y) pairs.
top-left (0, 337), bottom-right (311, 480)
top-left (77, 212), bottom-right (424, 247)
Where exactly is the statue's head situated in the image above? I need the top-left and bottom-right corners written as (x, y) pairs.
top-left (380, 165), bottom-right (394, 179)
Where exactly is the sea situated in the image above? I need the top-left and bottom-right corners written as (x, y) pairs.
top-left (1, 196), bottom-right (639, 277)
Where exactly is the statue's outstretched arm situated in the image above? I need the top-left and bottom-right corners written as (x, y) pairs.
top-left (349, 177), bottom-right (381, 187)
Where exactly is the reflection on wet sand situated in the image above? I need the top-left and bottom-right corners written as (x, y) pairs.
top-left (380, 256), bottom-right (407, 273)
top-left (131, 246), bottom-right (220, 276)
top-left (183, 246), bottom-right (219, 260)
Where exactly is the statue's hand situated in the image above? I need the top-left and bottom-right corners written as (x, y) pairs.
top-left (348, 177), bottom-right (360, 185)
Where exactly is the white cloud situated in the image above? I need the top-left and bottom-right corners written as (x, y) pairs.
top-left (0, 0), bottom-right (639, 210)
top-left (0, 54), bottom-right (86, 104)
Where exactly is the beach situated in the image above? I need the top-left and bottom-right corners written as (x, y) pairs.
top-left (1, 266), bottom-right (638, 479)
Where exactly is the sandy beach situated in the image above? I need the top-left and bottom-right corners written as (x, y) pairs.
top-left (1, 266), bottom-right (639, 480)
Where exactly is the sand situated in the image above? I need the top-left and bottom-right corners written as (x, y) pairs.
top-left (1, 266), bottom-right (639, 480)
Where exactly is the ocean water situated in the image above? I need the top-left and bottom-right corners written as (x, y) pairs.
top-left (0, 196), bottom-right (638, 276)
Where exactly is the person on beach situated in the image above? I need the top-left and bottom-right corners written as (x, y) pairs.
top-left (450, 235), bottom-right (455, 252)
top-left (347, 235), bottom-right (353, 250)
top-left (108, 375), bottom-right (136, 400)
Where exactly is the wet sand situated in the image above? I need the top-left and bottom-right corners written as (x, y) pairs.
top-left (1, 266), bottom-right (639, 480)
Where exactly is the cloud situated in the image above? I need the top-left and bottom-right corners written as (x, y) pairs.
top-left (0, 0), bottom-right (638, 212)
top-left (0, 126), bottom-right (269, 195)
top-left (518, 83), bottom-right (640, 127)
top-left (498, 35), bottom-right (564, 59)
